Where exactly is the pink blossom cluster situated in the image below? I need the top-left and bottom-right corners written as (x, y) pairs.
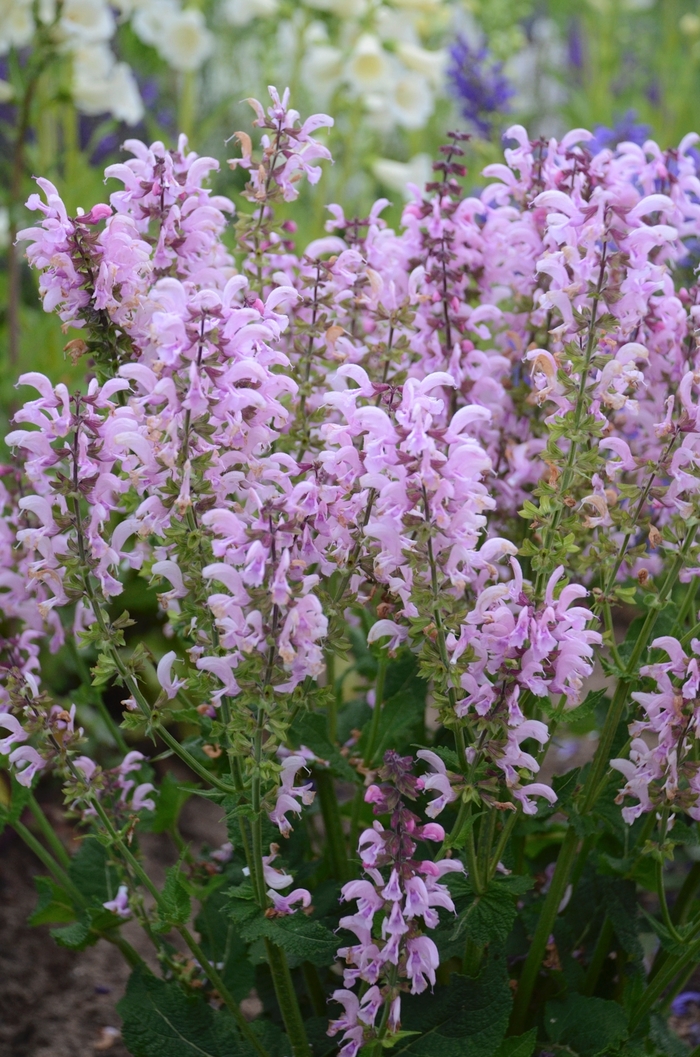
top-left (5, 86), bottom-right (700, 834)
top-left (329, 752), bottom-right (462, 1057)
top-left (613, 636), bottom-right (700, 823)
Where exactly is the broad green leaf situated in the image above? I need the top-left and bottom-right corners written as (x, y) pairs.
top-left (241, 913), bottom-right (338, 968)
top-left (395, 958), bottom-right (512, 1056)
top-left (545, 994), bottom-right (628, 1056)
top-left (30, 876), bottom-right (75, 926)
top-left (0, 771), bottom-right (32, 834)
top-left (69, 836), bottom-right (120, 906)
top-left (118, 967), bottom-right (249, 1057)
top-left (153, 866), bottom-right (191, 932)
top-left (492, 1030), bottom-right (537, 1057)
top-left (50, 919), bottom-right (96, 950)
top-left (453, 876), bottom-right (531, 947)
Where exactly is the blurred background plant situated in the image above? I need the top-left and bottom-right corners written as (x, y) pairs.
top-left (3, 0), bottom-right (700, 423)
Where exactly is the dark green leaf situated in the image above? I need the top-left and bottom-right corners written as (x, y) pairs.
top-left (492, 1030), bottom-right (537, 1057)
top-left (0, 772), bottom-right (32, 834)
top-left (50, 919), bottom-right (96, 950)
top-left (453, 877), bottom-right (530, 947)
top-left (545, 995), bottom-right (628, 1056)
top-left (69, 836), bottom-right (119, 906)
top-left (154, 866), bottom-right (191, 932)
top-left (30, 876), bottom-right (75, 926)
top-left (118, 967), bottom-right (249, 1057)
top-left (395, 957), bottom-right (512, 1056)
top-left (241, 913), bottom-right (338, 968)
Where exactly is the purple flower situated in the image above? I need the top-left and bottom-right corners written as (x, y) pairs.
top-left (671, 992), bottom-right (700, 1017)
top-left (447, 37), bottom-right (514, 137)
top-left (103, 885), bottom-right (131, 919)
top-left (590, 110), bottom-right (651, 154)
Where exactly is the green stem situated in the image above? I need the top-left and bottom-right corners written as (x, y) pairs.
top-left (647, 855), bottom-right (700, 984)
top-left (301, 962), bottom-right (326, 1017)
top-left (657, 857), bottom-right (685, 945)
top-left (14, 816), bottom-right (146, 970)
top-left (672, 860), bottom-right (700, 926)
top-left (509, 825), bottom-right (579, 1034)
top-left (314, 768), bottom-right (349, 881)
top-left (326, 651), bottom-right (337, 743)
top-left (516, 520), bottom-right (697, 1031)
top-left (535, 241), bottom-right (609, 596)
top-left (488, 812), bottom-right (518, 882)
top-left (363, 655), bottom-right (388, 767)
top-left (68, 638), bottom-right (128, 754)
top-left (630, 922), bottom-right (700, 1030)
top-left (582, 916), bottom-right (614, 996)
top-left (265, 939), bottom-right (312, 1057)
top-left (97, 615), bottom-right (234, 790)
top-left (582, 524), bottom-right (698, 814)
top-left (108, 933), bottom-right (147, 970)
top-left (12, 819), bottom-right (85, 906)
top-left (28, 795), bottom-right (71, 870)
top-left (89, 796), bottom-right (269, 1057)
top-left (464, 802), bottom-right (482, 895)
top-left (463, 935), bottom-right (483, 978)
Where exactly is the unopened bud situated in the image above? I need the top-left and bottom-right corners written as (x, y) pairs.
top-left (649, 525), bottom-right (662, 549)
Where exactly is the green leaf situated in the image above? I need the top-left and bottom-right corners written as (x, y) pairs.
top-left (452, 876), bottom-right (530, 947)
top-left (492, 1030), bottom-right (537, 1057)
top-left (395, 957), bottom-right (512, 1056)
top-left (545, 995), bottom-right (628, 1056)
top-left (69, 836), bottom-right (119, 906)
top-left (50, 919), bottom-right (96, 950)
top-left (118, 967), bottom-right (250, 1057)
top-left (0, 771), bottom-right (32, 834)
top-left (564, 689), bottom-right (608, 731)
top-left (154, 866), bottom-right (191, 932)
top-left (30, 876), bottom-right (75, 926)
top-left (241, 913), bottom-right (338, 968)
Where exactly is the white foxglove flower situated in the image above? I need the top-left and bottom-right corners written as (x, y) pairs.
top-left (346, 33), bottom-right (393, 94)
top-left (0, 0), bottom-right (34, 54)
top-left (59, 0), bottom-right (115, 43)
top-left (221, 0), bottom-right (278, 26)
top-left (306, 0), bottom-right (367, 14)
top-left (389, 71), bottom-right (433, 129)
top-left (395, 42), bottom-right (445, 85)
top-left (158, 7), bottom-right (214, 71)
top-left (372, 153), bottom-right (432, 198)
top-left (302, 44), bottom-right (344, 98)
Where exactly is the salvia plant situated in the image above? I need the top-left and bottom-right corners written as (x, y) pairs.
top-left (5, 85), bottom-right (700, 1057)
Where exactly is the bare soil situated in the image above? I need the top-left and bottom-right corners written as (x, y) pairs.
top-left (0, 791), bottom-right (226, 1057)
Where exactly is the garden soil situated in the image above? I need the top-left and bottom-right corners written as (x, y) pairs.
top-left (0, 790), bottom-right (227, 1057)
